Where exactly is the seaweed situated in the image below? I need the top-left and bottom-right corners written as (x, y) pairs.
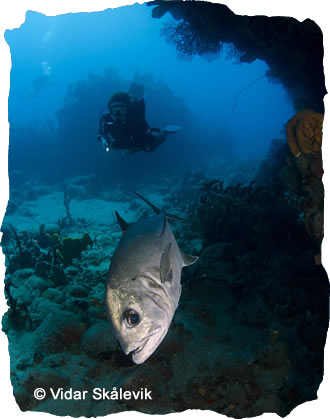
top-left (192, 176), bottom-right (309, 255)
top-left (1, 224), bottom-right (93, 275)
top-left (4, 225), bottom-right (41, 273)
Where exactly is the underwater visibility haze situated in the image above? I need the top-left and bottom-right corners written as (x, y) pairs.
top-left (5, 3), bottom-right (295, 182)
top-left (1, 1), bottom-right (328, 418)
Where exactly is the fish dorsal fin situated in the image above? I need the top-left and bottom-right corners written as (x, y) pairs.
top-left (133, 190), bottom-right (183, 221)
top-left (181, 250), bottom-right (199, 267)
top-left (165, 212), bottom-right (184, 221)
top-left (133, 191), bottom-right (161, 215)
top-left (115, 211), bottom-right (129, 233)
top-left (160, 242), bottom-right (174, 284)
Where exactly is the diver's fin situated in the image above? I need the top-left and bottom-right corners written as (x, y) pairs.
top-left (181, 250), bottom-right (199, 267)
top-left (150, 127), bottom-right (161, 134)
top-left (132, 191), bottom-right (183, 221)
top-left (163, 125), bottom-right (183, 134)
top-left (115, 211), bottom-right (129, 233)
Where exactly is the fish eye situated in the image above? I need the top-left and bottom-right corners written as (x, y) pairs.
top-left (124, 309), bottom-right (140, 327)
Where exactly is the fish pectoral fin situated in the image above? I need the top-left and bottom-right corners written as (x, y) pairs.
top-left (164, 268), bottom-right (173, 283)
top-left (160, 242), bottom-right (174, 284)
top-left (181, 250), bottom-right (199, 267)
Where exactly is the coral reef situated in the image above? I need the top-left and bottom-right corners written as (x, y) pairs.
top-left (54, 232), bottom-right (93, 267)
top-left (285, 110), bottom-right (324, 246)
top-left (186, 172), bottom-right (327, 417)
top-left (4, 3), bottom-right (327, 417)
top-left (149, 1), bottom-right (326, 112)
top-left (1, 175), bottom-right (328, 418)
top-left (286, 110), bottom-right (323, 158)
top-left (63, 175), bottom-right (104, 201)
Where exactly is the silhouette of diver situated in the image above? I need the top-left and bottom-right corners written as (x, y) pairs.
top-left (98, 83), bottom-right (181, 154)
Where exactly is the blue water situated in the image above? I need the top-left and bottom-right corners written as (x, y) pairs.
top-left (6, 3), bottom-right (294, 184)
top-left (2, 4), bottom-right (328, 418)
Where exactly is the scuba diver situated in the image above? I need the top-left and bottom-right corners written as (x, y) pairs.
top-left (98, 83), bottom-right (181, 154)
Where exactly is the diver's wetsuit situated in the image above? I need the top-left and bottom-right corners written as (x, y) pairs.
top-left (99, 97), bottom-right (167, 152)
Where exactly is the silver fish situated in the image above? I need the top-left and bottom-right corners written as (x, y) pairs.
top-left (105, 193), bottom-right (198, 364)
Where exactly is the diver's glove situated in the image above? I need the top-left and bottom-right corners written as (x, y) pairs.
top-left (97, 135), bottom-right (111, 152)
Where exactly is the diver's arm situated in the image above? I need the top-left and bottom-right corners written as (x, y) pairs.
top-left (97, 134), bottom-right (112, 152)
top-left (98, 114), bottom-right (114, 151)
